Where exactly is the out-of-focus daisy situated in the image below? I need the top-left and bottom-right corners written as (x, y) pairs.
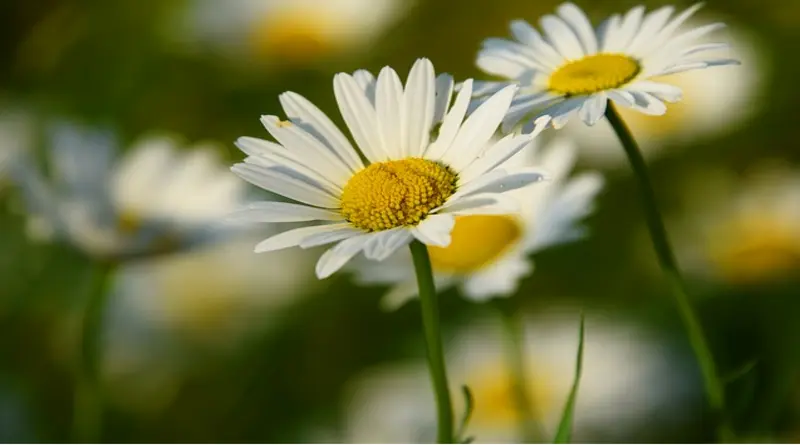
top-left (180, 0), bottom-right (409, 67)
top-left (99, 233), bottom-right (318, 414)
top-left (340, 310), bottom-right (697, 443)
top-left (473, 2), bottom-right (739, 130)
top-left (12, 123), bottom-right (247, 261)
top-left (228, 58), bottom-right (550, 279)
top-left (351, 138), bottom-right (603, 309)
top-left (671, 163), bottom-right (800, 285)
top-left (564, 20), bottom-right (765, 166)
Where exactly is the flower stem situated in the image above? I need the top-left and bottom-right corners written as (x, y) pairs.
top-left (494, 299), bottom-right (544, 443)
top-left (72, 260), bottom-right (117, 443)
top-left (604, 103), bottom-right (731, 441)
top-left (409, 240), bottom-right (454, 444)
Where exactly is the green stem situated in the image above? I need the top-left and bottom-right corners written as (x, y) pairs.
top-left (494, 300), bottom-right (544, 443)
top-left (604, 103), bottom-right (731, 441)
top-left (409, 240), bottom-right (454, 444)
top-left (72, 260), bottom-right (117, 443)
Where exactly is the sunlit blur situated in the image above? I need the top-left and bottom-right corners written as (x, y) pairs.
top-left (0, 0), bottom-right (798, 442)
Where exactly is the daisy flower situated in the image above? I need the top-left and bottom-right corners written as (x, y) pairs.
top-left (669, 163), bottom-right (800, 285)
top-left (351, 137), bottom-right (604, 309)
top-left (564, 19), bottom-right (765, 166)
top-left (12, 124), bottom-right (246, 261)
top-left (228, 58), bottom-right (550, 279)
top-left (473, 2), bottom-right (740, 130)
top-left (180, 0), bottom-right (409, 66)
top-left (337, 310), bottom-right (698, 443)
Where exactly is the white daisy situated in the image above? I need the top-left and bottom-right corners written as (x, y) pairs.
top-left (351, 137), bottom-right (603, 309)
top-left (228, 58), bottom-right (550, 279)
top-left (473, 2), bottom-right (740, 131)
top-left (12, 123), bottom-right (247, 261)
top-left (563, 19), bottom-right (766, 166)
top-left (180, 0), bottom-right (409, 66)
top-left (669, 163), bottom-right (800, 285)
top-left (339, 310), bottom-right (698, 443)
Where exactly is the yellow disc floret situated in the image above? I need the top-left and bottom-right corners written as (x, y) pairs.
top-left (548, 53), bottom-right (641, 96)
top-left (341, 158), bottom-right (457, 232)
top-left (428, 215), bottom-right (522, 273)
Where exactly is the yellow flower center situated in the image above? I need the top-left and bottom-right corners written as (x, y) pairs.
top-left (249, 9), bottom-right (341, 62)
top-left (708, 215), bottom-right (800, 284)
top-left (548, 54), bottom-right (641, 96)
top-left (428, 215), bottom-right (522, 273)
top-left (118, 210), bottom-right (142, 234)
top-left (340, 158), bottom-right (457, 232)
top-left (463, 365), bottom-right (553, 430)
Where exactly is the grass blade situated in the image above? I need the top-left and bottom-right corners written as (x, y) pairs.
top-left (553, 314), bottom-right (585, 444)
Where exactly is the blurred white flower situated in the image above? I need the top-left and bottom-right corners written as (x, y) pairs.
top-left (12, 123), bottom-right (247, 261)
top-left (671, 162), bottom-right (800, 285)
top-left (340, 309), bottom-right (697, 443)
top-left (179, 0), bottom-right (410, 67)
top-left (563, 19), bottom-right (766, 166)
top-left (101, 232), bottom-right (319, 414)
top-left (351, 138), bottom-right (603, 309)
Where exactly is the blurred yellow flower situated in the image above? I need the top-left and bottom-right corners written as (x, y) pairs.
top-left (180, 0), bottom-right (410, 67)
top-left (338, 310), bottom-right (695, 443)
top-left (672, 163), bottom-right (800, 285)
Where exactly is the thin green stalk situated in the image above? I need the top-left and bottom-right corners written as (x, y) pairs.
top-left (409, 240), bottom-right (454, 444)
top-left (72, 260), bottom-right (117, 443)
top-left (604, 103), bottom-right (731, 441)
top-left (494, 300), bottom-right (544, 443)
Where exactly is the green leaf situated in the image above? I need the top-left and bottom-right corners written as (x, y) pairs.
top-left (553, 314), bottom-right (585, 444)
top-left (456, 385), bottom-right (475, 443)
top-left (724, 359), bottom-right (759, 384)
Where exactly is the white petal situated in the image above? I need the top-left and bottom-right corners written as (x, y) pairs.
top-left (231, 163), bottom-right (340, 208)
top-left (471, 81), bottom-right (511, 97)
top-left (607, 89), bottom-right (636, 108)
top-left (254, 223), bottom-right (351, 252)
top-left (425, 79), bottom-right (472, 161)
top-left (333, 73), bottom-right (384, 163)
top-left (626, 6), bottom-right (674, 56)
top-left (606, 5), bottom-right (645, 52)
top-left (444, 84), bottom-right (518, 171)
top-left (226, 201), bottom-right (344, 223)
top-left (235, 137), bottom-right (343, 194)
top-left (626, 81), bottom-right (683, 103)
top-left (652, 58), bottom-right (739, 76)
top-left (411, 214), bottom-right (455, 247)
top-left (651, 3), bottom-right (704, 47)
top-left (679, 42), bottom-right (730, 58)
top-left (540, 14), bottom-right (585, 60)
top-left (261, 115), bottom-right (351, 187)
top-left (627, 90), bottom-right (668, 115)
top-left (362, 228), bottom-right (413, 261)
top-left (316, 234), bottom-right (371, 278)
top-left (300, 226), bottom-right (364, 248)
top-left (541, 97), bottom-right (586, 129)
top-left (352, 69), bottom-right (377, 104)
top-left (454, 168), bottom-right (547, 199)
top-left (458, 134), bottom-right (535, 184)
top-left (403, 58), bottom-right (436, 158)
top-left (278, 92), bottom-right (364, 172)
top-left (461, 256), bottom-right (532, 301)
top-left (375, 66), bottom-right (405, 160)
top-left (478, 38), bottom-right (552, 73)
top-left (597, 14), bottom-right (621, 52)
top-left (509, 19), bottom-right (563, 68)
top-left (502, 92), bottom-right (560, 133)
top-left (438, 193), bottom-right (520, 216)
top-left (578, 93), bottom-right (608, 126)
top-left (556, 3), bottom-right (598, 54)
top-left (433, 74), bottom-right (455, 125)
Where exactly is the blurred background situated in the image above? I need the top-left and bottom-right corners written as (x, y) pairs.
top-left (1, 0), bottom-right (799, 442)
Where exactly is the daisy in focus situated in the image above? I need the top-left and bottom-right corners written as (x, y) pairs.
top-left (340, 310), bottom-right (697, 443)
top-left (564, 20), bottom-right (765, 166)
top-left (351, 138), bottom-right (604, 309)
top-left (228, 58), bottom-right (550, 279)
top-left (671, 163), bottom-right (800, 285)
top-left (12, 124), bottom-right (247, 261)
top-left (181, 0), bottom-right (408, 67)
top-left (473, 2), bottom-right (740, 130)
